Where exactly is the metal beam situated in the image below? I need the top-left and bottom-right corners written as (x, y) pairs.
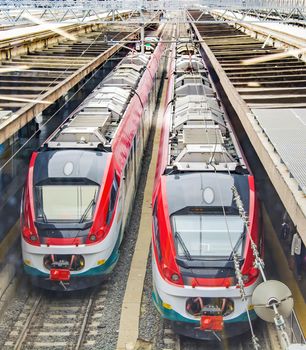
top-left (0, 1), bottom-right (305, 24)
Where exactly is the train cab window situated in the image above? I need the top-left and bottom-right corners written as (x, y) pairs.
top-left (172, 213), bottom-right (245, 259)
top-left (153, 201), bottom-right (162, 261)
top-left (106, 176), bottom-right (119, 225)
top-left (34, 182), bottom-right (99, 223)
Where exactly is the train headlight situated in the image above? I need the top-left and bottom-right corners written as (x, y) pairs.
top-left (171, 273), bottom-right (180, 282)
top-left (86, 228), bottom-right (106, 244)
top-left (22, 227), bottom-right (40, 246)
top-left (30, 234), bottom-right (38, 242)
top-left (162, 264), bottom-right (183, 285)
top-left (89, 234), bottom-right (97, 242)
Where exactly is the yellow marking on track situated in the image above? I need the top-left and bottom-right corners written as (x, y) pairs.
top-left (262, 205), bottom-right (306, 334)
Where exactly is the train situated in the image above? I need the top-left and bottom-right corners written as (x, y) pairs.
top-left (21, 37), bottom-right (165, 290)
top-left (152, 39), bottom-right (263, 340)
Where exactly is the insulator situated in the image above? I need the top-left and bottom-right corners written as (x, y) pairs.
top-left (233, 253), bottom-right (246, 301)
top-left (231, 186), bottom-right (249, 225)
top-left (252, 335), bottom-right (261, 350)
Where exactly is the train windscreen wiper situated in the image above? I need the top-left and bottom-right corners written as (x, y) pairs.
top-left (228, 230), bottom-right (245, 261)
top-left (175, 231), bottom-right (192, 261)
top-left (79, 199), bottom-right (95, 223)
top-left (79, 189), bottom-right (98, 224)
top-left (36, 190), bottom-right (48, 223)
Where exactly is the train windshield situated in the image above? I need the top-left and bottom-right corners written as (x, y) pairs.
top-left (172, 214), bottom-right (244, 259)
top-left (35, 184), bottom-right (99, 223)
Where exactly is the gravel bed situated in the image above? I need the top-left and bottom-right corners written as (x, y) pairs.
top-left (138, 250), bottom-right (162, 347)
top-left (0, 276), bottom-right (36, 348)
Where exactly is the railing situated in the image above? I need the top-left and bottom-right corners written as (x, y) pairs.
top-left (288, 309), bottom-right (306, 345)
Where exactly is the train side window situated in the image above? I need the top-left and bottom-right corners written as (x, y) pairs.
top-left (153, 201), bottom-right (162, 261)
top-left (106, 176), bottom-right (119, 226)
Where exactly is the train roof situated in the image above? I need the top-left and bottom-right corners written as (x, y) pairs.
top-left (166, 42), bottom-right (248, 174)
top-left (165, 172), bottom-right (250, 215)
top-left (33, 149), bottom-right (109, 186)
top-left (46, 49), bottom-right (154, 151)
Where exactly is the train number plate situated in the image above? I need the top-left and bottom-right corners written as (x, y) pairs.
top-left (50, 269), bottom-right (70, 281)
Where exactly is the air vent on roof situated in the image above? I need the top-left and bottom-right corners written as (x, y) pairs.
top-left (48, 114), bottom-right (110, 149)
top-left (182, 125), bottom-right (223, 145)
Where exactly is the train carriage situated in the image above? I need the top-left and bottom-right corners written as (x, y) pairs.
top-left (21, 38), bottom-right (165, 291)
top-left (152, 39), bottom-right (263, 340)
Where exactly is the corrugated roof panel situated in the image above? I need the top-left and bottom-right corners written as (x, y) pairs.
top-left (252, 108), bottom-right (306, 194)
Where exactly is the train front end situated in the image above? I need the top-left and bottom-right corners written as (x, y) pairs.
top-left (21, 149), bottom-right (122, 290)
top-left (152, 172), bottom-right (261, 340)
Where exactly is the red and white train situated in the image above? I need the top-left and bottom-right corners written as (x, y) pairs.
top-left (152, 40), bottom-right (263, 340)
top-left (21, 38), bottom-right (164, 290)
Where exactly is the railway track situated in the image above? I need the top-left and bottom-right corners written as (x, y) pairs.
top-left (158, 319), bottom-right (268, 350)
top-left (3, 285), bottom-right (110, 349)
